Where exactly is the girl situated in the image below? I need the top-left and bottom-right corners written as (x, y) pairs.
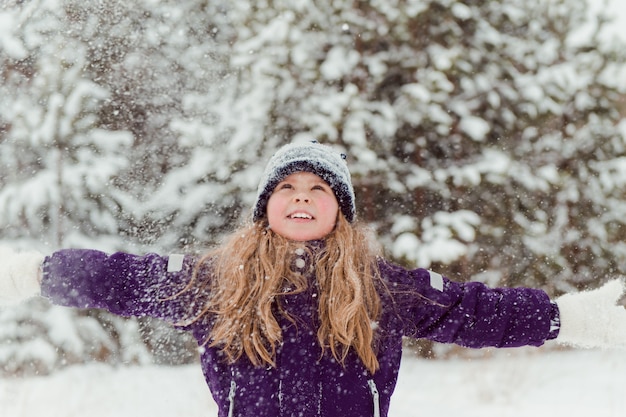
top-left (2, 141), bottom-right (626, 417)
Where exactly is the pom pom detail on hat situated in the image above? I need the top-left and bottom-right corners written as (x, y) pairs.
top-left (253, 141), bottom-right (356, 223)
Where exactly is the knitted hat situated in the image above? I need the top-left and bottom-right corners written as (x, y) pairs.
top-left (253, 141), bottom-right (356, 223)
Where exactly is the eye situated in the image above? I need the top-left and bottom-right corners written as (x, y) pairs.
top-left (277, 183), bottom-right (293, 190)
top-left (312, 184), bottom-right (329, 191)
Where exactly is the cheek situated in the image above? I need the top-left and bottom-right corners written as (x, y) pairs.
top-left (319, 197), bottom-right (339, 219)
top-left (265, 196), bottom-right (283, 221)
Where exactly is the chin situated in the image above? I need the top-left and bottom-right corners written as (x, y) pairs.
top-left (282, 231), bottom-right (326, 241)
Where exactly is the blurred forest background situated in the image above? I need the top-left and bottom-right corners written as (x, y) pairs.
top-left (1, 0), bottom-right (626, 375)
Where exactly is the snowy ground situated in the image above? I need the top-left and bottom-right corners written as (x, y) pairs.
top-left (1, 347), bottom-right (624, 416)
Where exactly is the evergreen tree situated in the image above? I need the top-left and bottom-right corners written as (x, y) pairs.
top-left (186, 0), bottom-right (626, 294)
top-left (1, 0), bottom-right (626, 372)
top-left (0, 0), bottom-right (203, 374)
top-left (0, 0), bottom-right (133, 249)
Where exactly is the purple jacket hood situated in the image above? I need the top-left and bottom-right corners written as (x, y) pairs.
top-left (41, 249), bottom-right (559, 417)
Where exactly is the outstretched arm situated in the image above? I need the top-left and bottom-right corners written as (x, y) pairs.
top-left (382, 261), bottom-right (626, 350)
top-left (0, 246), bottom-right (200, 325)
top-left (380, 261), bottom-right (559, 349)
top-left (41, 249), bottom-right (199, 323)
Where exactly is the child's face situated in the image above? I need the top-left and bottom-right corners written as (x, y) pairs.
top-left (266, 171), bottom-right (339, 241)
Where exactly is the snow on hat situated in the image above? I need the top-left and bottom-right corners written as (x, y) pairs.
top-left (253, 141), bottom-right (356, 223)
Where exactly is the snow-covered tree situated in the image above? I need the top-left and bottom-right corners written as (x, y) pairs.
top-left (174, 0), bottom-right (626, 295)
top-left (0, 0), bottom-right (203, 374)
top-left (2, 0), bottom-right (626, 372)
top-left (0, 0), bottom-right (133, 250)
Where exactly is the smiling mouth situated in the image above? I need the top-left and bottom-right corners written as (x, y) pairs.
top-left (289, 212), bottom-right (313, 220)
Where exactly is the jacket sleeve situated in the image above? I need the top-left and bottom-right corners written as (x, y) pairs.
top-left (379, 261), bottom-right (560, 348)
top-left (40, 249), bottom-right (203, 325)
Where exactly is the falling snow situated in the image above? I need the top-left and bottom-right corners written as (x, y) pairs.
top-left (1, 0), bottom-right (626, 415)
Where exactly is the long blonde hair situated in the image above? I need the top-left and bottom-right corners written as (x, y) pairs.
top-left (191, 213), bottom-right (383, 373)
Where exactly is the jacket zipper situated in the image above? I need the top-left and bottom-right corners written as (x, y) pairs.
top-left (367, 379), bottom-right (380, 417)
top-left (318, 381), bottom-right (323, 415)
top-left (228, 380), bottom-right (237, 417)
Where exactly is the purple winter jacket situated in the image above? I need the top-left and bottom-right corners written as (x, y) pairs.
top-left (41, 249), bottom-right (559, 417)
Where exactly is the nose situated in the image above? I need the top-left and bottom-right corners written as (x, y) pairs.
top-left (293, 192), bottom-right (310, 203)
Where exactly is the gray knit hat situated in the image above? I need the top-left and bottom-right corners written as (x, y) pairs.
top-left (253, 141), bottom-right (356, 223)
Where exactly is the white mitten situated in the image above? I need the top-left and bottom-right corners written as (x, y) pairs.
top-left (0, 246), bottom-right (45, 305)
top-left (555, 279), bottom-right (626, 349)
